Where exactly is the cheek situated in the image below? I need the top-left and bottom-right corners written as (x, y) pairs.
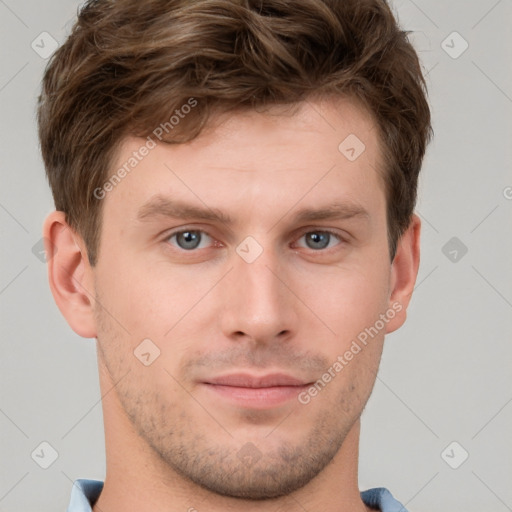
top-left (96, 250), bottom-right (200, 339)
top-left (301, 262), bottom-right (390, 342)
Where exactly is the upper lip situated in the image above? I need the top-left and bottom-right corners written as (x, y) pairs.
top-left (203, 373), bottom-right (309, 388)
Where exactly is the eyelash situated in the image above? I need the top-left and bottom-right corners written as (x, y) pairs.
top-left (164, 227), bottom-right (346, 252)
top-left (296, 228), bottom-right (346, 250)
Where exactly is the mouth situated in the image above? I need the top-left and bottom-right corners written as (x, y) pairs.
top-left (200, 373), bottom-right (312, 409)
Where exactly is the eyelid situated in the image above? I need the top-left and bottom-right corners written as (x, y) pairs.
top-left (163, 226), bottom-right (220, 250)
top-left (292, 228), bottom-right (348, 250)
top-left (295, 227), bottom-right (347, 241)
top-left (163, 225), bottom-right (211, 238)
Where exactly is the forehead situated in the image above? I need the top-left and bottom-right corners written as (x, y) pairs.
top-left (179, 96), bottom-right (382, 170)
top-left (104, 97), bottom-right (385, 226)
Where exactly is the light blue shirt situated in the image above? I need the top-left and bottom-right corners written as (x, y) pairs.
top-left (66, 479), bottom-right (409, 512)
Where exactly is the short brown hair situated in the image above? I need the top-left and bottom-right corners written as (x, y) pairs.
top-left (38, 0), bottom-right (432, 266)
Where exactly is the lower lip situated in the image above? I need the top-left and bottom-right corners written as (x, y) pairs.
top-left (202, 383), bottom-right (309, 409)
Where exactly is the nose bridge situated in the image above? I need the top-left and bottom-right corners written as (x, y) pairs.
top-left (239, 254), bottom-right (280, 312)
top-left (220, 241), bottom-right (296, 342)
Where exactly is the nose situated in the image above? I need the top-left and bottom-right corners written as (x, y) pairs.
top-left (219, 245), bottom-right (299, 346)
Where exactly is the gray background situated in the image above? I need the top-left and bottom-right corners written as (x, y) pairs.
top-left (1, 1), bottom-right (511, 511)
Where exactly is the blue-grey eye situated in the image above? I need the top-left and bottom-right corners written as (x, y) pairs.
top-left (169, 230), bottom-right (211, 250)
top-left (298, 231), bottom-right (341, 250)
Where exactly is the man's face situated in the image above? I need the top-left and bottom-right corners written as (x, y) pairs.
top-left (92, 98), bottom-right (396, 499)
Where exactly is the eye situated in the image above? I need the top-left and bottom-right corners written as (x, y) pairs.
top-left (296, 230), bottom-right (342, 251)
top-left (166, 229), bottom-right (213, 250)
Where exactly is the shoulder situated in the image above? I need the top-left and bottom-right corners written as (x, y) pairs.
top-left (361, 487), bottom-right (409, 512)
top-left (66, 479), bottom-right (104, 512)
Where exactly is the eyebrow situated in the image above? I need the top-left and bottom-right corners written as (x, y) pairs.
top-left (136, 194), bottom-right (370, 226)
top-left (137, 195), bottom-right (232, 224)
top-left (293, 203), bottom-right (369, 223)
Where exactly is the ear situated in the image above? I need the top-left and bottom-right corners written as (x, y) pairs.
top-left (43, 211), bottom-right (97, 338)
top-left (385, 214), bottom-right (421, 334)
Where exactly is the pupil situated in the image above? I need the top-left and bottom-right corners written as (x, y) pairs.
top-left (178, 231), bottom-right (200, 249)
top-left (307, 232), bottom-right (329, 249)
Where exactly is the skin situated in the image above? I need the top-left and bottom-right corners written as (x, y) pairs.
top-left (44, 97), bottom-right (420, 512)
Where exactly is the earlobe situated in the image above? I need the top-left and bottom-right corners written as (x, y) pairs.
top-left (385, 214), bottom-right (421, 334)
top-left (43, 211), bottom-right (97, 338)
